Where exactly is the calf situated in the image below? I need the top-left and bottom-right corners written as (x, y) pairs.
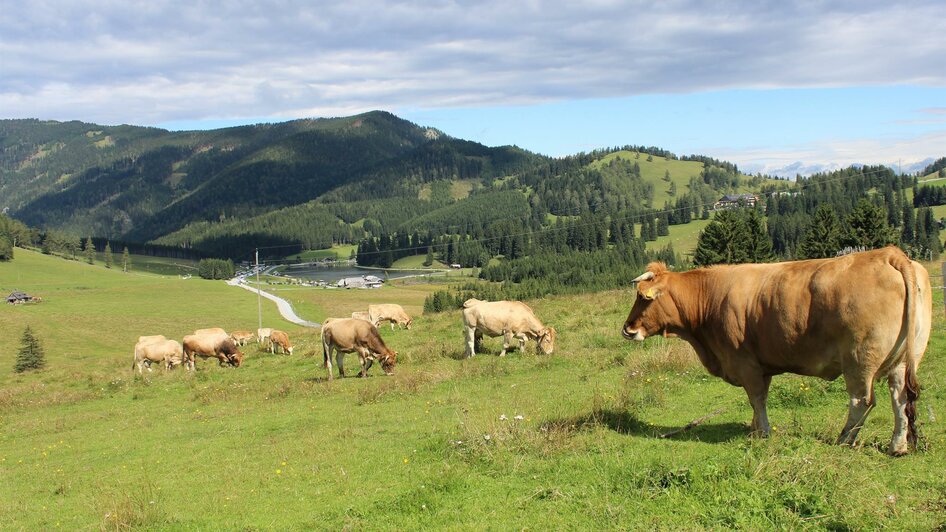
top-left (269, 330), bottom-right (294, 355)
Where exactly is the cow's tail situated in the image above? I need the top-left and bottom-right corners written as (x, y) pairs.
top-left (321, 327), bottom-right (329, 368)
top-left (892, 249), bottom-right (920, 447)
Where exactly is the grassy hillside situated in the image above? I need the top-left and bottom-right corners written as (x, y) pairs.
top-left (1, 250), bottom-right (945, 529)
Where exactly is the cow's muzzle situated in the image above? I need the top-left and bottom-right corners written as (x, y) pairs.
top-left (622, 327), bottom-right (645, 341)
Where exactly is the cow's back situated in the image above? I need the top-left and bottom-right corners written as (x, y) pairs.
top-left (463, 300), bottom-right (539, 334)
top-left (695, 248), bottom-right (919, 378)
top-left (323, 318), bottom-right (387, 352)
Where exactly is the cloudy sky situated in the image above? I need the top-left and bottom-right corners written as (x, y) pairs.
top-left (2, 0), bottom-right (944, 175)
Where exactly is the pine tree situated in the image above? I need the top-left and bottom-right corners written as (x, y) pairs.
top-left (122, 246), bottom-right (131, 273)
top-left (744, 209), bottom-right (774, 262)
top-left (842, 199), bottom-right (896, 249)
top-left (799, 205), bottom-right (841, 259)
top-left (901, 204), bottom-right (916, 245)
top-left (104, 242), bottom-right (113, 269)
top-left (84, 237), bottom-right (95, 264)
top-left (14, 326), bottom-right (46, 373)
top-left (423, 246), bottom-right (434, 267)
top-left (693, 209), bottom-right (750, 266)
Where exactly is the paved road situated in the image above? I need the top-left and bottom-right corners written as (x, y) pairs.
top-left (227, 277), bottom-right (320, 328)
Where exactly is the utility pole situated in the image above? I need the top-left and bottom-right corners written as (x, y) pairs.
top-left (256, 248), bottom-right (262, 332)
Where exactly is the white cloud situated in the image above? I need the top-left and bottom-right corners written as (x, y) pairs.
top-left (2, 0), bottom-right (945, 125)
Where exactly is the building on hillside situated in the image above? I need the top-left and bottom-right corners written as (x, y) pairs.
top-left (714, 193), bottom-right (760, 211)
top-left (6, 291), bottom-right (40, 304)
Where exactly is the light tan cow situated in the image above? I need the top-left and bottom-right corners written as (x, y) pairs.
top-left (368, 304), bottom-right (413, 330)
top-left (182, 333), bottom-right (243, 370)
top-left (269, 330), bottom-right (294, 355)
top-left (257, 327), bottom-right (273, 348)
top-left (230, 330), bottom-right (255, 346)
top-left (320, 318), bottom-right (397, 380)
top-left (351, 311), bottom-right (372, 322)
top-left (132, 338), bottom-right (184, 373)
top-left (194, 327), bottom-right (227, 336)
top-left (622, 247), bottom-right (932, 455)
top-left (461, 299), bottom-right (556, 357)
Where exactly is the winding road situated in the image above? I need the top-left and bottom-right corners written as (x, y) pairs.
top-left (227, 276), bottom-right (321, 328)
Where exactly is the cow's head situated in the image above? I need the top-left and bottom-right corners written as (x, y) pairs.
top-left (623, 262), bottom-right (673, 342)
top-left (220, 339), bottom-right (244, 367)
top-left (405, 318), bottom-right (413, 330)
top-left (538, 327), bottom-right (556, 355)
top-left (379, 350), bottom-right (397, 376)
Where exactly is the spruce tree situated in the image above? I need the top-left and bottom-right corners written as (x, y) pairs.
top-left (104, 242), bottom-right (113, 269)
top-left (14, 326), bottom-right (46, 373)
top-left (122, 246), bottom-right (131, 273)
top-left (799, 204), bottom-right (841, 259)
top-left (693, 209), bottom-right (750, 266)
top-left (842, 199), bottom-right (896, 249)
top-left (84, 237), bottom-right (95, 265)
top-left (744, 209), bottom-right (774, 262)
top-left (423, 246), bottom-right (434, 267)
top-left (0, 234), bottom-right (12, 261)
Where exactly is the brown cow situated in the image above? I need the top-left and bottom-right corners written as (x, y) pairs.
top-left (269, 330), bottom-right (294, 355)
top-left (182, 333), bottom-right (244, 370)
top-left (194, 327), bottom-right (227, 336)
top-left (230, 330), bottom-right (255, 346)
top-left (133, 338), bottom-right (183, 373)
top-left (320, 318), bottom-right (397, 380)
top-left (368, 304), bottom-right (413, 330)
top-left (621, 247), bottom-right (932, 455)
top-left (461, 299), bottom-right (556, 357)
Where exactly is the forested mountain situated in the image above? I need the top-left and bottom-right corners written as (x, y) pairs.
top-left (2, 112), bottom-right (764, 261)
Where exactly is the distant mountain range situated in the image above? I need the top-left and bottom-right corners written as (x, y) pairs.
top-left (748, 158), bottom-right (936, 179)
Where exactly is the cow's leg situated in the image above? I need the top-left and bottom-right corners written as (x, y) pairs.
top-left (741, 372), bottom-right (772, 436)
top-left (390, 320), bottom-right (395, 331)
top-left (837, 371), bottom-right (875, 447)
top-left (357, 348), bottom-right (370, 377)
top-left (336, 350), bottom-right (346, 378)
top-left (500, 331), bottom-right (513, 356)
top-left (887, 363), bottom-right (911, 456)
top-left (465, 327), bottom-right (477, 357)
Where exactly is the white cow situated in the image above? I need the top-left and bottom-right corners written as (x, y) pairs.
top-left (461, 299), bottom-right (556, 357)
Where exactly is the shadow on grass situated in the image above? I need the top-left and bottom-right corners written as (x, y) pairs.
top-left (546, 407), bottom-right (748, 444)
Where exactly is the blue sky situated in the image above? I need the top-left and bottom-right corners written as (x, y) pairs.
top-left (2, 1), bottom-right (944, 176)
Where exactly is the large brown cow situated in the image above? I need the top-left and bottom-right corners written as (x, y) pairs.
top-left (461, 299), bottom-right (556, 357)
top-left (621, 247), bottom-right (932, 455)
top-left (368, 304), bottom-right (413, 330)
top-left (182, 333), bottom-right (244, 370)
top-left (320, 318), bottom-right (397, 380)
top-left (133, 338), bottom-right (183, 373)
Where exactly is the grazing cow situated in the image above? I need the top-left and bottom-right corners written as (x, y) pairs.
top-left (133, 338), bottom-right (184, 373)
top-left (230, 330), bottom-right (255, 346)
top-left (320, 318), bottom-right (397, 380)
top-left (461, 299), bottom-right (556, 357)
top-left (351, 311), bottom-right (372, 322)
top-left (621, 247), bottom-right (932, 455)
top-left (194, 327), bottom-right (227, 336)
top-left (182, 333), bottom-right (244, 370)
top-left (269, 330), bottom-right (294, 355)
top-left (257, 327), bottom-right (273, 348)
top-left (368, 304), bottom-right (413, 330)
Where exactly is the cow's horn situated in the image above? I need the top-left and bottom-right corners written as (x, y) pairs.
top-left (631, 272), bottom-right (655, 283)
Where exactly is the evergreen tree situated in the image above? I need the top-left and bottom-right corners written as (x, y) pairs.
top-left (0, 234), bottom-right (12, 261)
top-left (104, 242), bottom-right (113, 268)
top-left (901, 204), bottom-right (916, 245)
top-left (693, 210), bottom-right (750, 266)
top-left (122, 246), bottom-right (131, 273)
top-left (798, 205), bottom-right (841, 259)
top-left (423, 246), bottom-right (434, 267)
top-left (84, 237), bottom-right (95, 264)
top-left (14, 326), bottom-right (46, 373)
top-left (744, 209), bottom-right (775, 262)
top-left (842, 199), bottom-right (896, 249)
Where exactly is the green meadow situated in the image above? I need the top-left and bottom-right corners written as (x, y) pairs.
top-left (1, 250), bottom-right (945, 529)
